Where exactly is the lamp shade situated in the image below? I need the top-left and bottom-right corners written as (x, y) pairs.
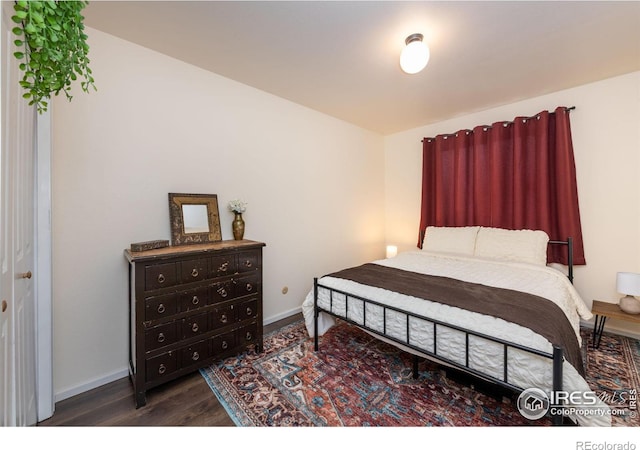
top-left (400, 33), bottom-right (430, 74)
top-left (616, 272), bottom-right (640, 296)
top-left (386, 245), bottom-right (398, 258)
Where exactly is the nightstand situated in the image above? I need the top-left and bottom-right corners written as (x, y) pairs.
top-left (591, 300), bottom-right (640, 349)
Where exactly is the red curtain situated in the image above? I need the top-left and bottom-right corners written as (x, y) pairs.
top-left (418, 106), bottom-right (585, 265)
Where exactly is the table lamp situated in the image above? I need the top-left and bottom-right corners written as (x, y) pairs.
top-left (616, 272), bottom-right (640, 314)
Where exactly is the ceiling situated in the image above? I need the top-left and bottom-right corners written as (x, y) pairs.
top-left (83, 1), bottom-right (640, 135)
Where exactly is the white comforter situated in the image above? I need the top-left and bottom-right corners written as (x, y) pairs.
top-left (301, 251), bottom-right (610, 426)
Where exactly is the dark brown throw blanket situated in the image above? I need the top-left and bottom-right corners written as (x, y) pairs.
top-left (326, 263), bottom-right (585, 377)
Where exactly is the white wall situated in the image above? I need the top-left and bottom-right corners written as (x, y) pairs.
top-left (51, 28), bottom-right (385, 400)
top-left (384, 71), bottom-right (640, 336)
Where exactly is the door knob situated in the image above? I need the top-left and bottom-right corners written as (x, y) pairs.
top-left (19, 271), bottom-right (32, 279)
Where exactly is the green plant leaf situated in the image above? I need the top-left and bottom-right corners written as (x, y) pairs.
top-left (11, 0), bottom-right (95, 113)
top-left (31, 12), bottom-right (45, 24)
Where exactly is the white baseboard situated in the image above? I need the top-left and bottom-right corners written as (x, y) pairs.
top-left (263, 305), bottom-right (302, 325)
top-left (54, 367), bottom-right (129, 403)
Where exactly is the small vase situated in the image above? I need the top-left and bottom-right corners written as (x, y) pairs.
top-left (232, 212), bottom-right (245, 240)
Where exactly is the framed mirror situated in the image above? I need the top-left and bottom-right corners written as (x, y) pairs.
top-left (168, 193), bottom-right (222, 246)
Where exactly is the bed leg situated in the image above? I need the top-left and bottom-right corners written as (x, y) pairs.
top-left (313, 277), bottom-right (319, 352)
top-left (412, 355), bottom-right (419, 379)
top-left (551, 345), bottom-right (563, 425)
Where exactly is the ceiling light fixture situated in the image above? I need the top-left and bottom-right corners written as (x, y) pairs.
top-left (400, 33), bottom-right (430, 74)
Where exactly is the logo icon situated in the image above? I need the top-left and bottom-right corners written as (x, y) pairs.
top-left (517, 388), bottom-right (550, 420)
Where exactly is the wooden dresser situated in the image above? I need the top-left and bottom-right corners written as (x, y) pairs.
top-left (124, 239), bottom-right (265, 407)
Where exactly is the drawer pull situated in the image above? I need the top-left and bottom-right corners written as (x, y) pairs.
top-left (217, 287), bottom-right (228, 298)
top-left (157, 333), bottom-right (166, 343)
top-left (191, 296), bottom-right (199, 306)
top-left (246, 331), bottom-right (253, 341)
top-left (220, 314), bottom-right (228, 324)
top-left (246, 283), bottom-right (253, 292)
top-left (246, 307), bottom-right (253, 316)
top-left (244, 260), bottom-right (253, 268)
top-left (157, 274), bottom-right (166, 284)
top-left (219, 262), bottom-right (229, 272)
top-left (158, 364), bottom-right (166, 375)
top-left (157, 303), bottom-right (166, 314)
top-left (191, 268), bottom-right (199, 278)
top-left (221, 340), bottom-right (228, 350)
top-left (192, 323), bottom-right (199, 333)
top-left (192, 351), bottom-right (200, 361)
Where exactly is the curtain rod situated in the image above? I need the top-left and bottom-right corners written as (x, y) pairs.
top-left (422, 106), bottom-right (576, 143)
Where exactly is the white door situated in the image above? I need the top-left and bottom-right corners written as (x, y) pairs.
top-left (0, 3), bottom-right (38, 426)
top-left (0, 2), bottom-right (14, 425)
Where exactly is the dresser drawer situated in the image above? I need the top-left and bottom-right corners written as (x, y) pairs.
top-left (180, 258), bottom-right (208, 283)
top-left (145, 322), bottom-right (177, 352)
top-left (146, 351), bottom-right (177, 382)
top-left (237, 251), bottom-right (259, 273)
top-left (178, 286), bottom-right (209, 312)
top-left (179, 339), bottom-right (210, 369)
top-left (238, 322), bottom-right (259, 347)
top-left (145, 262), bottom-right (178, 290)
top-left (210, 255), bottom-right (236, 277)
top-left (145, 293), bottom-right (178, 321)
top-left (237, 298), bottom-right (258, 322)
top-left (235, 273), bottom-right (260, 298)
top-left (210, 303), bottom-right (235, 331)
top-left (211, 330), bottom-right (236, 355)
top-left (211, 280), bottom-right (234, 304)
top-left (181, 312), bottom-right (208, 340)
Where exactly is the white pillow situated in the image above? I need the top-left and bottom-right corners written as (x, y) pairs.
top-left (474, 227), bottom-right (549, 266)
top-left (423, 226), bottom-right (480, 256)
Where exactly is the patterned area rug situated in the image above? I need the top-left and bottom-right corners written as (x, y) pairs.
top-left (582, 327), bottom-right (640, 426)
top-left (201, 319), bottom-right (639, 426)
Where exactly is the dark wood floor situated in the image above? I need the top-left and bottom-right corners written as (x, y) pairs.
top-left (38, 313), bottom-right (302, 426)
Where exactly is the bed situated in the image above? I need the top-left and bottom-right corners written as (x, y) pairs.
top-left (301, 226), bottom-right (610, 427)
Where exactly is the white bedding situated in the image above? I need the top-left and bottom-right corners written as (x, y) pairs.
top-left (301, 251), bottom-right (610, 426)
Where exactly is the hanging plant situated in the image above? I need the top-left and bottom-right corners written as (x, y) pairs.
top-left (11, 0), bottom-right (96, 113)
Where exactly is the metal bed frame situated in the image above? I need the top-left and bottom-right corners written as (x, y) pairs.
top-left (313, 238), bottom-right (574, 426)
